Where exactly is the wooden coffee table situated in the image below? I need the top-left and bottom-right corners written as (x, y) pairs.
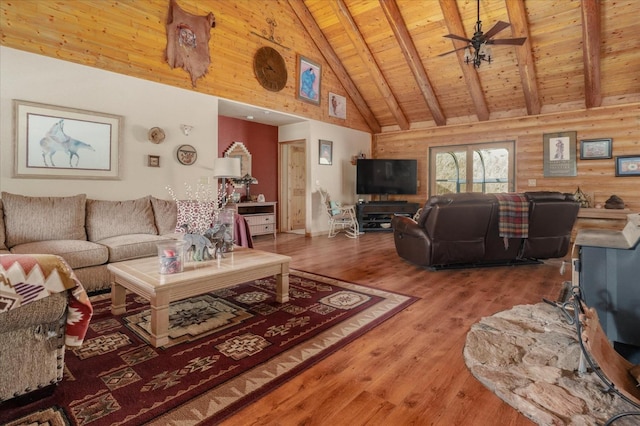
top-left (108, 247), bottom-right (291, 347)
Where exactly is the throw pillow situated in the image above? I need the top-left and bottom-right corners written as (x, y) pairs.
top-left (329, 201), bottom-right (341, 216)
top-left (86, 196), bottom-right (157, 242)
top-left (2, 192), bottom-right (87, 248)
top-left (175, 200), bottom-right (216, 234)
top-left (150, 197), bottom-right (178, 235)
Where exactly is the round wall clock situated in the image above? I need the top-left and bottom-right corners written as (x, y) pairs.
top-left (177, 144), bottom-right (197, 165)
top-left (253, 46), bottom-right (287, 92)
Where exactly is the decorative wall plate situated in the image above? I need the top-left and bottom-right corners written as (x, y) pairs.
top-left (177, 144), bottom-right (197, 165)
top-left (148, 127), bottom-right (166, 144)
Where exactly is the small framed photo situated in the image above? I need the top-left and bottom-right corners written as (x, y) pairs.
top-left (297, 55), bottom-right (321, 105)
top-left (319, 139), bottom-right (332, 165)
top-left (615, 155), bottom-right (640, 177)
top-left (328, 92), bottom-right (346, 119)
top-left (148, 155), bottom-right (160, 167)
top-left (580, 138), bottom-right (612, 160)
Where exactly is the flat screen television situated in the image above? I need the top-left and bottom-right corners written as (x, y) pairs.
top-left (356, 159), bottom-right (417, 195)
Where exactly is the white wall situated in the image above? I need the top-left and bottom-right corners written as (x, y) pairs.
top-left (279, 120), bottom-right (371, 236)
top-left (0, 47), bottom-right (219, 200)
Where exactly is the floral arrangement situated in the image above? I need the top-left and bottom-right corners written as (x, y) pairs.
top-left (166, 182), bottom-right (230, 234)
top-left (165, 182), bottom-right (237, 260)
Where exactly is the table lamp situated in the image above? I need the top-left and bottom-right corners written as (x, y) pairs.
top-left (213, 157), bottom-right (241, 205)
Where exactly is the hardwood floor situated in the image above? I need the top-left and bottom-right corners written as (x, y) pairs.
top-left (220, 231), bottom-right (571, 425)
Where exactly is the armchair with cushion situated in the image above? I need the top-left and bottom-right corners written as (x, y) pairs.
top-left (0, 254), bottom-right (92, 403)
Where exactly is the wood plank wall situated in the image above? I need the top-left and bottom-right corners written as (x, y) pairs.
top-left (374, 104), bottom-right (640, 211)
top-left (0, 0), bottom-right (370, 132)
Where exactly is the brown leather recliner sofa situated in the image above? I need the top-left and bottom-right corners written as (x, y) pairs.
top-left (391, 192), bottom-right (579, 269)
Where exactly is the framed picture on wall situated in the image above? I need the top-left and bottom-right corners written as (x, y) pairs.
top-left (615, 155), bottom-right (640, 177)
top-left (543, 131), bottom-right (577, 177)
top-left (319, 139), bottom-right (332, 165)
top-left (580, 138), bottom-right (612, 160)
top-left (297, 55), bottom-right (321, 105)
top-left (13, 100), bottom-right (122, 179)
top-left (328, 92), bottom-right (346, 119)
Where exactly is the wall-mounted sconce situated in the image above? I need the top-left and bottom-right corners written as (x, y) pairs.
top-left (180, 124), bottom-right (193, 136)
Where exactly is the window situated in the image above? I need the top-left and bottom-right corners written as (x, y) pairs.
top-left (429, 141), bottom-right (515, 195)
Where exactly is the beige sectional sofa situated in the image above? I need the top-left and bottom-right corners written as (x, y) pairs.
top-left (0, 192), bottom-right (179, 293)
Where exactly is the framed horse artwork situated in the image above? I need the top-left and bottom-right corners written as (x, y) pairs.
top-left (13, 100), bottom-right (123, 180)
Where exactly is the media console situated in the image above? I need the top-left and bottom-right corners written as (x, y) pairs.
top-left (356, 201), bottom-right (420, 232)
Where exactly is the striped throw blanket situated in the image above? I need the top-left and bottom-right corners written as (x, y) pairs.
top-left (494, 193), bottom-right (529, 248)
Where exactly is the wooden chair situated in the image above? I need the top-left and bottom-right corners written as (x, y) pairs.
top-left (318, 187), bottom-right (359, 238)
top-left (569, 289), bottom-right (640, 425)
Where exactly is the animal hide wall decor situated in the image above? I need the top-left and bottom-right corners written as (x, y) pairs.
top-left (165, 0), bottom-right (215, 87)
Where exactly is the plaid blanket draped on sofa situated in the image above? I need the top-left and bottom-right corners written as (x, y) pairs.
top-left (494, 193), bottom-right (529, 249)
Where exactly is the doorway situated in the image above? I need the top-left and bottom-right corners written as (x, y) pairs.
top-left (279, 139), bottom-right (306, 234)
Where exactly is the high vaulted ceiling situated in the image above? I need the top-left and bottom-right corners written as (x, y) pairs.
top-left (288, 0), bottom-right (639, 133)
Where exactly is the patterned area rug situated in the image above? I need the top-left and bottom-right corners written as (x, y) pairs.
top-left (0, 270), bottom-right (416, 426)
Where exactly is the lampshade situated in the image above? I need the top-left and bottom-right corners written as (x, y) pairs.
top-left (213, 157), bottom-right (241, 178)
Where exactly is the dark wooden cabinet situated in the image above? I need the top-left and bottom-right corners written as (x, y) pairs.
top-left (356, 202), bottom-right (419, 232)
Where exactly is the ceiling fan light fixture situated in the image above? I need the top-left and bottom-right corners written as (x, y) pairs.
top-left (463, 47), bottom-right (472, 63)
top-left (440, 0), bottom-right (526, 68)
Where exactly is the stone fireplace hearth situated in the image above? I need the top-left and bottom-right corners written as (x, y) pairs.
top-left (464, 302), bottom-right (638, 425)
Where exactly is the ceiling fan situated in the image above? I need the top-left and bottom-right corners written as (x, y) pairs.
top-left (439, 0), bottom-right (526, 68)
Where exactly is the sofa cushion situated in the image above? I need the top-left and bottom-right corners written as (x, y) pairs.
top-left (151, 197), bottom-right (178, 235)
top-left (175, 200), bottom-right (216, 234)
top-left (1, 192), bottom-right (87, 248)
top-left (0, 200), bottom-right (7, 250)
top-left (9, 240), bottom-right (108, 269)
top-left (86, 196), bottom-right (157, 242)
top-left (96, 234), bottom-right (176, 262)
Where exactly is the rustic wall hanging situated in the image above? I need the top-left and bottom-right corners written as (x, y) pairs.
top-left (165, 0), bottom-right (215, 87)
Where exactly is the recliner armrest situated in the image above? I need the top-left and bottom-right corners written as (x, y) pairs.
top-left (391, 215), bottom-right (426, 238)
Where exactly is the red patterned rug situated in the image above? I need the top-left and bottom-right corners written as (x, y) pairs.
top-left (0, 270), bottom-right (416, 425)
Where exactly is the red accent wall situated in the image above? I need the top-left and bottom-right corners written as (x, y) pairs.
top-left (218, 116), bottom-right (278, 203)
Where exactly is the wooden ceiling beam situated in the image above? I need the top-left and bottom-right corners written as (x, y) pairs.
top-left (438, 0), bottom-right (490, 122)
top-left (329, 0), bottom-right (410, 130)
top-left (287, 0), bottom-right (381, 133)
top-left (581, 0), bottom-right (602, 108)
top-left (506, 0), bottom-right (541, 116)
top-left (379, 0), bottom-right (446, 126)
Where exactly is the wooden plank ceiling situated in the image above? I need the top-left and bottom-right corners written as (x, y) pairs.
top-left (291, 0), bottom-right (639, 133)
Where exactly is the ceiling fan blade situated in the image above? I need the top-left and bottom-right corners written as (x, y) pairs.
top-left (443, 33), bottom-right (472, 43)
top-left (482, 21), bottom-right (511, 40)
top-left (489, 37), bottom-right (527, 46)
top-left (438, 46), bottom-right (469, 57)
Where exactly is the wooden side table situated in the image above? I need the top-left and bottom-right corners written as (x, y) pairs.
top-left (228, 202), bottom-right (277, 237)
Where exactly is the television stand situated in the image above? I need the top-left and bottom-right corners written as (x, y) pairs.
top-left (356, 201), bottom-right (419, 232)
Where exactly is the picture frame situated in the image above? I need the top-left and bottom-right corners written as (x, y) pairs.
top-left (177, 144), bottom-right (197, 165)
top-left (328, 92), bottom-right (346, 119)
top-left (319, 139), bottom-right (332, 165)
top-left (543, 131), bottom-right (577, 177)
top-left (615, 155), bottom-right (640, 177)
top-left (580, 138), bottom-right (612, 160)
top-left (148, 155), bottom-right (160, 167)
top-left (13, 100), bottom-right (122, 179)
top-left (297, 55), bottom-right (321, 105)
